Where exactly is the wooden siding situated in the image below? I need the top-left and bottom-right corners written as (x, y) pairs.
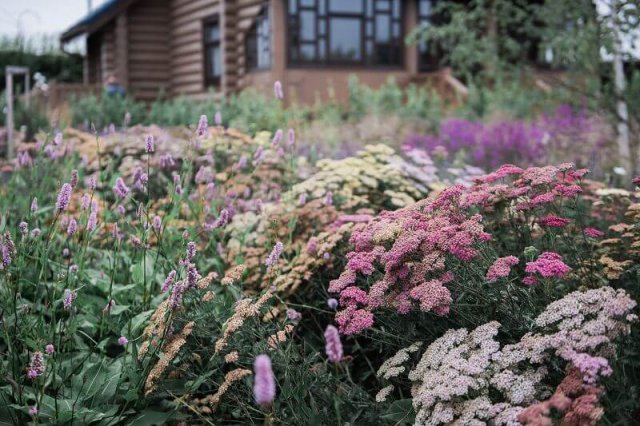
top-left (100, 23), bottom-right (117, 85)
top-left (168, 0), bottom-right (220, 96)
top-left (127, 0), bottom-right (171, 100)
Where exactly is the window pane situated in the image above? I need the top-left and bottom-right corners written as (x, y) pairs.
top-left (329, 17), bottom-right (362, 60)
top-left (419, 0), bottom-right (432, 16)
top-left (392, 0), bottom-right (400, 18)
top-left (288, 0), bottom-right (297, 13)
top-left (205, 24), bottom-right (220, 42)
top-left (328, 0), bottom-right (363, 14)
top-left (301, 44), bottom-right (316, 60)
top-left (209, 46), bottom-right (221, 77)
top-left (300, 0), bottom-right (315, 7)
top-left (319, 19), bottom-right (326, 36)
top-left (375, 15), bottom-right (390, 42)
top-left (376, 0), bottom-right (390, 11)
top-left (300, 11), bottom-right (316, 41)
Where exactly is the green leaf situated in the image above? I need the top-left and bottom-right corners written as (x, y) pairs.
top-left (128, 309), bottom-right (154, 336)
top-left (126, 410), bottom-right (174, 426)
top-left (381, 399), bottom-right (414, 424)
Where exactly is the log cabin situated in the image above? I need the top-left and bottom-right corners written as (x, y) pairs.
top-left (60, 0), bottom-right (465, 104)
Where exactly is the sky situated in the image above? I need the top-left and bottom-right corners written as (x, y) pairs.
top-left (0, 0), bottom-right (109, 37)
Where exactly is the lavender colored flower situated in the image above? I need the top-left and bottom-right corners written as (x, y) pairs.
top-left (70, 170), bottom-right (79, 188)
top-left (272, 129), bottom-right (283, 146)
top-left (118, 336), bottom-right (129, 346)
top-left (53, 132), bottom-right (63, 145)
top-left (324, 191), bottom-right (333, 206)
top-left (28, 406), bottom-right (38, 417)
top-left (19, 222), bottom-right (28, 236)
top-left (236, 155), bottom-right (247, 170)
top-left (117, 205), bottom-right (126, 215)
top-left (63, 289), bottom-right (76, 310)
top-left (130, 235), bottom-right (143, 249)
top-left (67, 218), bottom-right (78, 236)
top-left (162, 270), bottom-right (177, 293)
top-left (215, 110), bottom-right (222, 126)
top-left (287, 128), bottom-right (295, 146)
top-left (175, 184), bottom-right (183, 195)
top-left (1, 244), bottom-right (12, 269)
top-left (56, 183), bottom-right (72, 212)
top-left (298, 193), bottom-right (307, 206)
top-left (70, 264), bottom-right (79, 274)
top-left (45, 344), bottom-right (55, 354)
top-left (26, 352), bottom-right (45, 380)
top-left (265, 241), bottom-right (284, 268)
top-left (113, 177), bottom-right (130, 198)
top-left (196, 114), bottom-right (208, 138)
top-left (186, 263), bottom-right (201, 288)
top-left (324, 325), bottom-right (343, 363)
top-left (252, 146), bottom-right (264, 166)
top-left (62, 248), bottom-right (70, 258)
top-left (327, 298), bottom-right (338, 309)
top-left (208, 208), bottom-right (230, 230)
top-left (169, 281), bottom-right (185, 310)
top-left (274, 80), bottom-right (284, 100)
top-left (173, 174), bottom-right (181, 185)
top-left (80, 193), bottom-right (91, 210)
top-left (286, 308), bottom-right (302, 321)
top-left (30, 197), bottom-right (38, 213)
top-left (153, 215), bottom-right (162, 232)
top-left (159, 153), bottom-right (176, 168)
top-left (144, 134), bottom-right (155, 153)
top-left (87, 211), bottom-right (98, 232)
top-left (253, 354), bottom-right (276, 406)
top-left (87, 176), bottom-right (97, 190)
top-left (30, 228), bottom-right (41, 238)
top-left (186, 241), bottom-right (197, 261)
top-left (17, 151), bottom-right (32, 168)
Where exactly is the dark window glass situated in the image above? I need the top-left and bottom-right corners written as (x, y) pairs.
top-left (203, 17), bottom-right (222, 86)
top-left (329, 17), bottom-right (362, 60)
top-left (287, 0), bottom-right (402, 66)
top-left (328, 0), bottom-right (364, 14)
top-left (246, 5), bottom-right (272, 71)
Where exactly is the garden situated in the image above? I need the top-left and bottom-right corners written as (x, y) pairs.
top-left (1, 76), bottom-right (640, 425)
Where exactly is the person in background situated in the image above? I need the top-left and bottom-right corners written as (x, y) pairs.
top-left (104, 74), bottom-right (126, 96)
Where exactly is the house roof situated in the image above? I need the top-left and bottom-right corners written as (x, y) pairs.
top-left (60, 0), bottom-right (138, 43)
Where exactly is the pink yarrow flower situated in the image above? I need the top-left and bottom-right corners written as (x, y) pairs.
top-left (538, 214), bottom-right (571, 228)
top-left (525, 252), bottom-right (571, 279)
top-left (584, 227), bottom-right (604, 238)
top-left (486, 256), bottom-right (519, 283)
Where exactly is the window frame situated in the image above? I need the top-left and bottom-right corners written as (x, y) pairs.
top-left (245, 4), bottom-right (272, 72)
top-left (202, 15), bottom-right (222, 88)
top-left (285, 0), bottom-right (405, 69)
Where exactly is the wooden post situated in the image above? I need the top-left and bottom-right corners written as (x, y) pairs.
top-left (5, 71), bottom-right (14, 159)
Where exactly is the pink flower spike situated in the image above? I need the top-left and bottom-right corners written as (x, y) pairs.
top-left (274, 80), bottom-right (284, 100)
top-left (253, 354), bottom-right (276, 406)
top-left (324, 325), bottom-right (343, 363)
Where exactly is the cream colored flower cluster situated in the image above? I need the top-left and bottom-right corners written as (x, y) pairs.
top-left (376, 287), bottom-right (637, 425)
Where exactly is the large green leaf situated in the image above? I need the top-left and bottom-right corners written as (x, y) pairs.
top-left (380, 398), bottom-right (415, 425)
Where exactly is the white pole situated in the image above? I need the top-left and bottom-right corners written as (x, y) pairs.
top-left (6, 71), bottom-right (15, 160)
top-left (611, 0), bottom-right (632, 175)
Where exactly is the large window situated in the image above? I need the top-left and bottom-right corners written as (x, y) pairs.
top-left (287, 0), bottom-right (403, 67)
top-left (203, 17), bottom-right (222, 86)
top-left (417, 0), bottom-right (442, 72)
top-left (246, 5), bottom-right (272, 71)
